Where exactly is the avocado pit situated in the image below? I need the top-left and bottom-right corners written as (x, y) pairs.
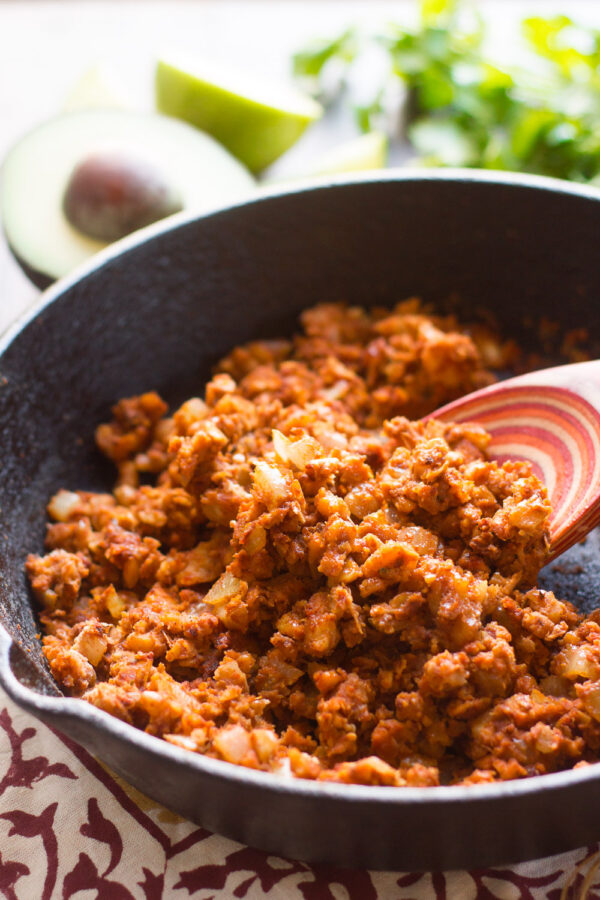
top-left (63, 150), bottom-right (184, 242)
top-left (1, 109), bottom-right (254, 287)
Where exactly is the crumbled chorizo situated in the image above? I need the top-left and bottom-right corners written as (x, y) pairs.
top-left (29, 300), bottom-right (600, 787)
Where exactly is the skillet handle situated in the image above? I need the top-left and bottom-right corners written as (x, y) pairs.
top-left (0, 622), bottom-right (61, 700)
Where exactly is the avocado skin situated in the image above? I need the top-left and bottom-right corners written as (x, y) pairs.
top-left (8, 242), bottom-right (52, 290)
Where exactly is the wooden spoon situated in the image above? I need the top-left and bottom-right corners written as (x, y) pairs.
top-left (431, 359), bottom-right (600, 561)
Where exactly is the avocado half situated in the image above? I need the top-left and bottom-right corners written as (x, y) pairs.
top-left (1, 109), bottom-right (255, 288)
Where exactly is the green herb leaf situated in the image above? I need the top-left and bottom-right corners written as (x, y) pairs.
top-left (291, 1), bottom-right (600, 185)
top-left (410, 117), bottom-right (478, 166)
top-left (292, 28), bottom-right (358, 80)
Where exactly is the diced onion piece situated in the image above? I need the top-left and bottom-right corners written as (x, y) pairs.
top-left (245, 525), bottom-right (266, 555)
top-left (314, 428), bottom-right (347, 450)
top-left (397, 526), bottom-right (439, 557)
top-left (251, 728), bottom-right (279, 763)
top-left (558, 645), bottom-right (600, 680)
top-left (580, 683), bottom-right (600, 721)
top-left (174, 397), bottom-right (208, 433)
top-left (253, 460), bottom-right (289, 507)
top-left (213, 724), bottom-right (251, 764)
top-left (204, 571), bottom-right (246, 606)
top-left (534, 724), bottom-right (559, 754)
top-left (507, 497), bottom-right (549, 533)
top-left (48, 490), bottom-right (80, 522)
top-left (104, 585), bottom-right (127, 619)
top-left (73, 626), bottom-right (108, 666)
top-left (164, 733), bottom-right (198, 751)
top-left (272, 429), bottom-right (318, 470)
top-left (272, 756), bottom-right (292, 778)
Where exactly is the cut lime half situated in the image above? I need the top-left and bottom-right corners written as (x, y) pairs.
top-left (155, 53), bottom-right (323, 173)
top-left (310, 132), bottom-right (388, 176)
top-left (62, 64), bottom-right (129, 112)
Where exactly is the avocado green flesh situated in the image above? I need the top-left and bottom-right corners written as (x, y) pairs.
top-left (2, 109), bottom-right (254, 285)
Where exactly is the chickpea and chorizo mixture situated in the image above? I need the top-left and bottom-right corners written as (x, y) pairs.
top-left (27, 300), bottom-right (600, 787)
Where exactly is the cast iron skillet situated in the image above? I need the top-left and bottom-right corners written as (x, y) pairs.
top-left (2, 170), bottom-right (600, 872)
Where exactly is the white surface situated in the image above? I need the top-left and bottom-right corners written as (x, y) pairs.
top-left (0, 0), bottom-right (598, 332)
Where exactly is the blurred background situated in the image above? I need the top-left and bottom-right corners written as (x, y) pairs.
top-left (1, 0), bottom-right (599, 332)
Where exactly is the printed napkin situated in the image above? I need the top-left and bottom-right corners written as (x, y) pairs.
top-left (0, 687), bottom-right (598, 899)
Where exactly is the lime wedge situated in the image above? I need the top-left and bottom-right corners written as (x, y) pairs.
top-left (309, 132), bottom-right (388, 175)
top-left (155, 53), bottom-right (323, 173)
top-left (63, 64), bottom-right (129, 112)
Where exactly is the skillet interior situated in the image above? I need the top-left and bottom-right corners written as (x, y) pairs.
top-left (2, 171), bottom-right (600, 870)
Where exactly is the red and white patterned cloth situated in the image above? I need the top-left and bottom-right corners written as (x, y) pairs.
top-left (0, 688), bottom-right (598, 900)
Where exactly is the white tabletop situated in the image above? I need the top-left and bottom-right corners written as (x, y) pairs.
top-left (0, 0), bottom-right (597, 333)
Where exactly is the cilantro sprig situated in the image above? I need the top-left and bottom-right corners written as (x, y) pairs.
top-left (292, 0), bottom-right (600, 183)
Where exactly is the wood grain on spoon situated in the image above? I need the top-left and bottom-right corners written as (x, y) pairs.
top-left (431, 360), bottom-right (600, 561)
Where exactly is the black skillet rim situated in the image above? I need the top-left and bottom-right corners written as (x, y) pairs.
top-left (2, 167), bottom-right (600, 815)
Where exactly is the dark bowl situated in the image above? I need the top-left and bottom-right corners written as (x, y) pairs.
top-left (2, 170), bottom-right (600, 872)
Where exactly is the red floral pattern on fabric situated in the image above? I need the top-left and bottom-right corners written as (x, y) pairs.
top-left (0, 691), bottom-right (599, 899)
